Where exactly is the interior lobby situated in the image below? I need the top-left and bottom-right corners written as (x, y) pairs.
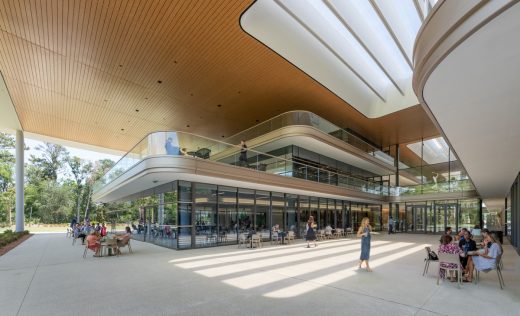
top-left (0, 0), bottom-right (519, 315)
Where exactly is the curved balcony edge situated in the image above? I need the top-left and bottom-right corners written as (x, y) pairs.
top-left (413, 0), bottom-right (518, 108)
top-left (92, 156), bottom-right (384, 204)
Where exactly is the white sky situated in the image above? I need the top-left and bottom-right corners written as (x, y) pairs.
top-left (9, 138), bottom-right (122, 165)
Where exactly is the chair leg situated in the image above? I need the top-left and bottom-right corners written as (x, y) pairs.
top-left (83, 247), bottom-right (87, 259)
top-left (497, 269), bottom-right (504, 289)
top-left (437, 267), bottom-right (441, 285)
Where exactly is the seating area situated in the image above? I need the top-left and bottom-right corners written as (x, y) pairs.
top-left (1, 233), bottom-right (518, 315)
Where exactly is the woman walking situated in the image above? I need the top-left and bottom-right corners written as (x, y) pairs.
top-left (306, 216), bottom-right (317, 248)
top-left (357, 217), bottom-right (372, 272)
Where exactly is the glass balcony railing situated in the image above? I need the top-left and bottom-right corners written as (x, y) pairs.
top-left (224, 111), bottom-right (395, 167)
top-left (94, 130), bottom-right (476, 199)
top-left (388, 179), bottom-right (474, 196)
top-left (93, 131), bottom-right (388, 195)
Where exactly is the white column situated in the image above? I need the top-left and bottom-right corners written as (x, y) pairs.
top-left (15, 130), bottom-right (24, 232)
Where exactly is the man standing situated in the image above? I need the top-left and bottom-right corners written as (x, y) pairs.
top-left (388, 216), bottom-right (394, 234)
top-left (165, 137), bottom-right (180, 155)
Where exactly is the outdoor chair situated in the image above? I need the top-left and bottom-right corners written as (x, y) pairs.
top-left (83, 240), bottom-right (101, 258)
top-left (345, 227), bottom-right (353, 237)
top-left (116, 237), bottom-right (133, 255)
top-left (475, 253), bottom-right (504, 289)
top-left (423, 246), bottom-right (438, 276)
top-left (286, 231), bottom-right (295, 244)
top-left (195, 148), bottom-right (211, 159)
top-left (334, 228), bottom-right (343, 239)
top-left (238, 233), bottom-right (247, 248)
top-left (437, 252), bottom-right (463, 288)
top-left (66, 227), bottom-right (73, 238)
top-left (251, 234), bottom-right (262, 248)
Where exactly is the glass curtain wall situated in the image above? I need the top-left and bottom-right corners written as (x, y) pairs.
top-left (178, 181), bottom-right (192, 249)
top-left (299, 196), bottom-right (310, 237)
top-left (238, 189), bottom-right (255, 233)
top-left (272, 192), bottom-right (285, 231)
top-left (285, 194), bottom-right (298, 235)
top-left (218, 186), bottom-right (238, 245)
top-left (194, 183), bottom-right (217, 248)
top-left (255, 190), bottom-right (271, 240)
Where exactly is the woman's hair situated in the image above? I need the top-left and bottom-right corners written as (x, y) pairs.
top-left (440, 234), bottom-right (452, 245)
top-left (357, 217), bottom-right (370, 235)
top-left (125, 226), bottom-right (131, 233)
top-left (307, 216), bottom-right (314, 224)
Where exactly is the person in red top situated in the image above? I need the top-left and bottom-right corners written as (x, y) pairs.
top-left (100, 223), bottom-right (107, 237)
top-left (86, 231), bottom-right (102, 257)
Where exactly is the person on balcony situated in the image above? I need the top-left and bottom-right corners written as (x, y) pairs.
top-left (165, 137), bottom-right (180, 155)
top-left (239, 140), bottom-right (248, 166)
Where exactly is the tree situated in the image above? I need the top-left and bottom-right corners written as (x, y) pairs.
top-left (0, 133), bottom-right (15, 224)
top-left (29, 143), bottom-right (69, 181)
top-left (32, 180), bottom-right (74, 223)
top-left (67, 156), bottom-right (92, 222)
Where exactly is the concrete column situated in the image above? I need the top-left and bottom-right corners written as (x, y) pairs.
top-left (15, 130), bottom-right (24, 232)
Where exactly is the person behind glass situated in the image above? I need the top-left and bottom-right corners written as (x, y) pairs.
top-left (388, 216), bottom-right (394, 234)
top-left (444, 226), bottom-right (452, 237)
top-left (165, 137), bottom-right (180, 155)
top-left (357, 217), bottom-right (372, 272)
top-left (306, 216), bottom-right (317, 248)
top-left (239, 140), bottom-right (248, 166)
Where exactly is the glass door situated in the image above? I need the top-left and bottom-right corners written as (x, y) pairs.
top-left (436, 203), bottom-right (458, 233)
top-left (414, 206), bottom-right (425, 233)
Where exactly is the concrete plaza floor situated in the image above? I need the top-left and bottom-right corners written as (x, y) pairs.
top-left (0, 233), bottom-right (518, 316)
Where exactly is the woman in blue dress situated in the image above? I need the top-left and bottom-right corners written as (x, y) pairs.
top-left (357, 217), bottom-right (372, 272)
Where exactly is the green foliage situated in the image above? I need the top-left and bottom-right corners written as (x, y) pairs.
top-left (0, 229), bottom-right (29, 248)
top-left (0, 133), bottom-right (15, 223)
top-left (29, 143), bottom-right (69, 181)
top-left (31, 181), bottom-right (74, 223)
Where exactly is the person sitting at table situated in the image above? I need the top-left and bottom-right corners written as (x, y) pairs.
top-left (86, 231), bottom-right (102, 257)
top-left (112, 227), bottom-right (131, 253)
top-left (438, 234), bottom-right (463, 281)
top-left (465, 234), bottom-right (501, 282)
top-left (459, 231), bottom-right (476, 275)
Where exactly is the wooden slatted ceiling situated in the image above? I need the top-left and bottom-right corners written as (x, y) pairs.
top-left (0, 0), bottom-right (438, 152)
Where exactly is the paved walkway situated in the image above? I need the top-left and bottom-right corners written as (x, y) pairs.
top-left (0, 233), bottom-right (518, 316)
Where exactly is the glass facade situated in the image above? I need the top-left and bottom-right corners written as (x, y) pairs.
top-left (117, 185), bottom-right (482, 250)
top-left (115, 180), bottom-right (386, 249)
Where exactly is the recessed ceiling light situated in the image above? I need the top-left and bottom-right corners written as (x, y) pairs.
top-left (217, 104), bottom-right (222, 107)
top-left (237, 91), bottom-right (241, 94)
top-left (186, 124), bottom-right (190, 128)
top-left (135, 109), bottom-right (139, 112)
top-left (190, 93), bottom-right (194, 96)
top-left (144, 97), bottom-right (148, 100)
top-left (121, 128), bottom-right (125, 131)
top-left (157, 80), bottom-right (162, 84)
top-left (255, 119), bottom-right (259, 122)
top-left (221, 135), bottom-right (225, 138)
top-left (118, 64), bottom-right (123, 67)
top-left (174, 60), bottom-right (178, 64)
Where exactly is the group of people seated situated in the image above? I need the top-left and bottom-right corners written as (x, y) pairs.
top-left (85, 227), bottom-right (132, 257)
top-left (73, 222), bottom-right (107, 244)
top-left (438, 226), bottom-right (502, 282)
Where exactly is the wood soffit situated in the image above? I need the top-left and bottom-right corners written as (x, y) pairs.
top-left (0, 0), bottom-right (439, 152)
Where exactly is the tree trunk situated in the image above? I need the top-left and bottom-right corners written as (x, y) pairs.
top-left (84, 185), bottom-right (92, 221)
top-left (75, 186), bottom-right (82, 223)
